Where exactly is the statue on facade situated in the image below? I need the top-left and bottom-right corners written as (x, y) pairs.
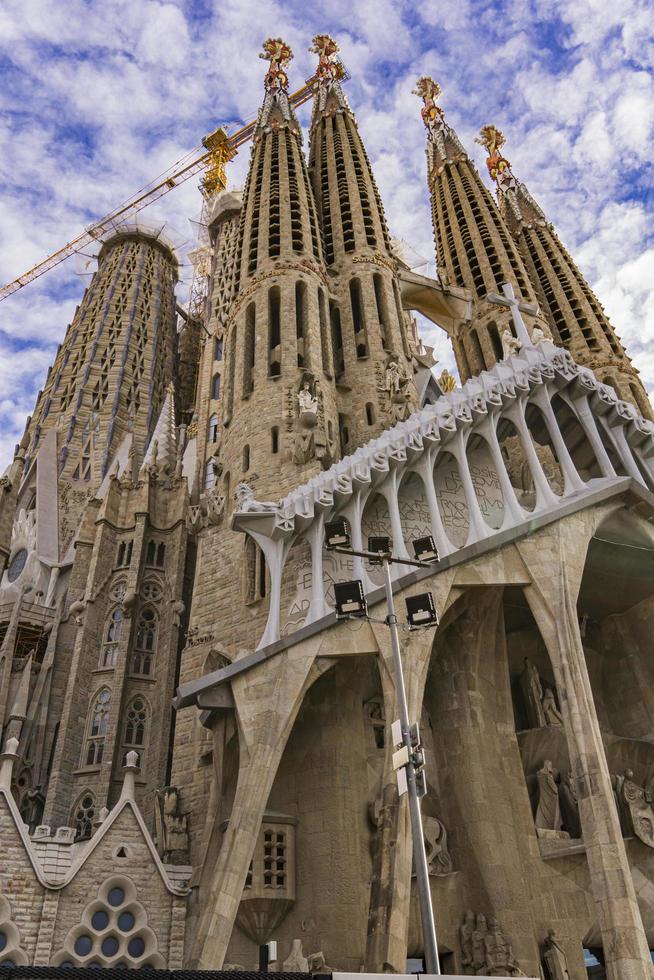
top-left (613, 769), bottom-right (654, 847)
top-left (484, 917), bottom-right (525, 976)
top-left (154, 786), bottom-right (189, 863)
top-left (282, 939), bottom-right (309, 972)
top-left (501, 329), bottom-right (522, 359)
top-left (234, 482), bottom-right (278, 513)
top-left (297, 380), bottom-right (318, 421)
top-left (531, 325), bottom-right (552, 346)
top-left (535, 760), bottom-right (563, 834)
top-left (558, 769), bottom-right (581, 839)
top-left (460, 908), bottom-right (476, 974)
top-left (423, 815), bottom-right (453, 875)
top-left (472, 913), bottom-right (489, 975)
top-left (519, 658), bottom-right (546, 729)
top-left (542, 687), bottom-right (564, 727)
top-left (307, 951), bottom-right (333, 974)
top-left (542, 929), bottom-right (570, 980)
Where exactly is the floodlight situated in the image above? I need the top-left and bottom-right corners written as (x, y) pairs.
top-left (412, 535), bottom-right (439, 563)
top-left (334, 580), bottom-right (367, 618)
top-left (325, 518), bottom-right (351, 550)
top-left (405, 592), bottom-right (439, 629)
top-left (367, 535), bottom-right (391, 565)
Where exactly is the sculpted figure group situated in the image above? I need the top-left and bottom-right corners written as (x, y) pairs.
top-left (519, 658), bottom-right (564, 729)
top-left (460, 911), bottom-right (525, 976)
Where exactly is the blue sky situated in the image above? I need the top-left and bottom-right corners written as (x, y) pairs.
top-left (1, 0), bottom-right (653, 468)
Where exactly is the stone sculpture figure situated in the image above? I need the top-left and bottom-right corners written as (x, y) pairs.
top-left (460, 908), bottom-right (475, 974)
top-left (501, 328), bottom-right (522, 359)
top-left (519, 657), bottom-right (546, 728)
top-left (543, 929), bottom-right (570, 980)
top-left (542, 687), bottom-right (564, 727)
top-left (297, 381), bottom-right (318, 418)
top-left (535, 760), bottom-right (563, 834)
top-left (614, 768), bottom-right (654, 847)
top-left (385, 359), bottom-right (403, 397)
top-left (282, 939), bottom-right (309, 972)
top-left (472, 913), bottom-right (489, 975)
top-left (423, 814), bottom-right (453, 875)
top-left (558, 769), bottom-right (581, 838)
top-left (307, 951), bottom-right (333, 974)
top-left (234, 482), bottom-right (278, 513)
top-left (484, 917), bottom-right (525, 976)
top-left (154, 786), bottom-right (189, 862)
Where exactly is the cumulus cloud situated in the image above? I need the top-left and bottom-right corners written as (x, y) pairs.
top-left (0, 0), bottom-right (653, 467)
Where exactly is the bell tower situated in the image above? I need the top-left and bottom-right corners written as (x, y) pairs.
top-left (476, 124), bottom-right (653, 419)
top-left (414, 77), bottom-right (549, 382)
top-left (216, 38), bottom-right (340, 504)
top-left (308, 35), bottom-right (419, 450)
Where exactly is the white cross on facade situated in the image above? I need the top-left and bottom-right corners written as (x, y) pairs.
top-left (485, 282), bottom-right (539, 348)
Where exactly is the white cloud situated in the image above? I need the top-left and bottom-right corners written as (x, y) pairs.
top-left (0, 0), bottom-right (653, 468)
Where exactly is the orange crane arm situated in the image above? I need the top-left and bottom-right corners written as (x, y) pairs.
top-left (0, 80), bottom-right (317, 304)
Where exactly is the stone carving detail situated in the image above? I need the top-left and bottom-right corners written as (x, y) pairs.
top-left (461, 910), bottom-right (525, 976)
top-left (154, 786), bottom-right (189, 863)
top-left (307, 951), bottom-right (333, 973)
top-left (235, 482), bottom-right (278, 513)
top-left (612, 769), bottom-right (654, 847)
top-left (363, 696), bottom-right (385, 748)
top-left (542, 929), bottom-right (570, 980)
top-left (379, 355), bottom-right (415, 424)
top-left (282, 939), bottom-right (309, 972)
top-left (519, 658), bottom-right (546, 728)
top-left (535, 760), bottom-right (566, 837)
top-left (423, 814), bottom-right (453, 876)
top-left (519, 659), bottom-right (564, 730)
top-left (501, 329), bottom-right (522, 359)
top-left (438, 367), bottom-right (456, 393)
top-left (558, 769), bottom-right (581, 839)
top-left (293, 376), bottom-right (332, 469)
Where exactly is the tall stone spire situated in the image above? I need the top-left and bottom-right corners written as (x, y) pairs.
top-left (477, 124), bottom-right (653, 419)
top-left (142, 382), bottom-right (178, 476)
top-left (308, 35), bottom-right (419, 449)
top-left (215, 37), bottom-right (339, 504)
top-left (414, 78), bottom-right (548, 382)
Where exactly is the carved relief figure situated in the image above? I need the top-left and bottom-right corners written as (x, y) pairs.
top-left (535, 760), bottom-right (563, 834)
top-left (501, 329), bottom-right (522, 360)
top-left (297, 381), bottom-right (318, 419)
top-left (154, 786), bottom-right (189, 863)
top-left (422, 814), bottom-right (453, 876)
top-left (472, 913), bottom-right (488, 975)
top-left (543, 930), bottom-right (570, 980)
top-left (519, 658), bottom-right (546, 729)
top-left (542, 687), bottom-right (564, 727)
top-left (460, 908), bottom-right (475, 974)
top-left (558, 769), bottom-right (581, 839)
top-left (234, 483), bottom-right (278, 513)
top-left (613, 769), bottom-right (654, 847)
top-left (484, 917), bottom-right (525, 976)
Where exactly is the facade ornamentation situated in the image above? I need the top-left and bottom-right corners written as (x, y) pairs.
top-left (154, 786), bottom-right (189, 863)
top-left (542, 930), bottom-right (570, 980)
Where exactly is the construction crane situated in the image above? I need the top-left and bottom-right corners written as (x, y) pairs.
top-left (0, 78), bottom-right (319, 306)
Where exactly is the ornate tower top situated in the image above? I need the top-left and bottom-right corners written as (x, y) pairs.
top-left (475, 124), bottom-right (545, 224)
top-left (255, 37), bottom-right (300, 139)
top-left (412, 77), bottom-right (467, 175)
top-left (309, 34), bottom-right (351, 120)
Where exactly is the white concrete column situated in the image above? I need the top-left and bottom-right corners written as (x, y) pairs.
top-left (449, 429), bottom-right (491, 544)
top-left (504, 400), bottom-right (559, 510)
top-left (479, 414), bottom-right (526, 527)
top-left (602, 419), bottom-right (647, 486)
top-left (254, 535), bottom-right (289, 650)
top-left (306, 517), bottom-right (330, 624)
top-left (415, 452), bottom-right (452, 558)
top-left (532, 388), bottom-right (587, 495)
top-left (569, 394), bottom-right (617, 479)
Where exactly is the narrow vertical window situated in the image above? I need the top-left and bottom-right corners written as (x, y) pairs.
top-left (214, 337), bottom-right (223, 361)
top-left (373, 274), bottom-right (390, 350)
top-left (349, 279), bottom-right (368, 358)
top-left (365, 402), bottom-right (375, 426)
top-left (243, 444), bottom-right (250, 472)
top-left (268, 287), bottom-right (281, 377)
top-left (271, 427), bottom-right (279, 454)
top-left (101, 608), bottom-right (123, 668)
top-left (211, 373), bottom-right (221, 400)
top-left (319, 289), bottom-right (332, 379)
top-left (243, 303), bottom-right (256, 397)
top-left (330, 301), bottom-right (345, 378)
top-left (295, 281), bottom-right (307, 369)
top-left (146, 540), bottom-right (156, 565)
top-left (84, 690), bottom-right (110, 766)
top-left (131, 609), bottom-right (157, 675)
top-left (208, 414), bottom-right (220, 443)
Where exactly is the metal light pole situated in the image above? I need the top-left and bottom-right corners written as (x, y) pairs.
top-left (382, 558), bottom-right (441, 975)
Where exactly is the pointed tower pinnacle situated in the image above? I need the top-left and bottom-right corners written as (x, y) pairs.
top-left (143, 383), bottom-right (178, 475)
top-left (309, 33), bottom-right (351, 121)
top-left (255, 38), bottom-right (302, 139)
top-left (477, 125), bottom-right (653, 419)
top-left (414, 79), bottom-right (549, 382)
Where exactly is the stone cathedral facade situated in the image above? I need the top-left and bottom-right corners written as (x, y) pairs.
top-left (1, 33), bottom-right (654, 980)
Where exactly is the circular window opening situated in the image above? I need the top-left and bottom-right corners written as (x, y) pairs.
top-left (74, 935), bottom-right (93, 957)
top-left (127, 936), bottom-right (145, 958)
top-left (91, 911), bottom-right (108, 931)
top-left (7, 549), bottom-right (27, 583)
top-left (101, 937), bottom-right (119, 957)
top-left (107, 887), bottom-right (125, 908)
top-left (117, 912), bottom-right (135, 933)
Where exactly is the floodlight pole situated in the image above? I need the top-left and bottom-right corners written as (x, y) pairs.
top-left (381, 557), bottom-right (441, 976)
